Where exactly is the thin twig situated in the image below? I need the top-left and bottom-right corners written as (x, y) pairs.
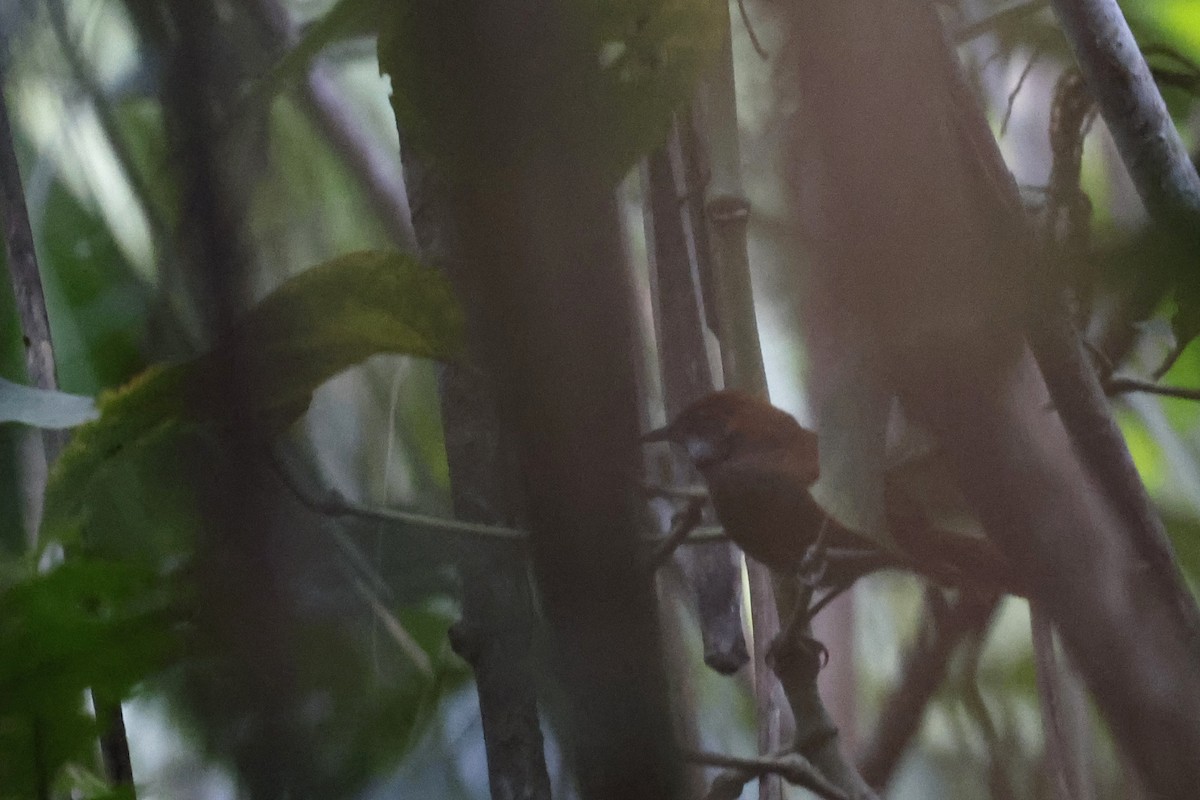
top-left (341, 565), bottom-right (435, 675)
top-left (1106, 375), bottom-right (1200, 402)
top-left (298, 70), bottom-right (418, 248)
top-left (273, 446), bottom-right (730, 545)
top-left (736, 0), bottom-right (769, 61)
top-left (1152, 343), bottom-right (1188, 381)
top-left (803, 578), bottom-right (856, 627)
top-left (687, 750), bottom-right (850, 800)
top-left (857, 590), bottom-right (999, 790)
top-left (958, 623), bottom-right (1018, 800)
top-left (1031, 606), bottom-right (1081, 800)
top-left (642, 482), bottom-right (709, 502)
top-left (1001, 44), bottom-right (1045, 136)
top-left (269, 447), bottom-right (527, 541)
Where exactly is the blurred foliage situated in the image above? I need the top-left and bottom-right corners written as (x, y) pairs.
top-left (0, 559), bottom-right (182, 800)
top-left (233, 0), bottom-right (379, 122)
top-left (1127, 0), bottom-right (1200, 63)
top-left (169, 599), bottom-right (470, 799)
top-left (2, 0), bottom-right (1200, 798)
top-left (378, 0), bottom-right (724, 180)
top-left (43, 249), bottom-right (463, 557)
top-left (4, 248), bottom-right (463, 796)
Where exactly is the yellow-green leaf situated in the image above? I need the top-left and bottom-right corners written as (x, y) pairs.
top-left (41, 250), bottom-right (463, 554)
top-left (195, 249), bottom-right (464, 429)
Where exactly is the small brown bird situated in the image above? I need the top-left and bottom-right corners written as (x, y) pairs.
top-left (643, 390), bottom-right (1021, 594)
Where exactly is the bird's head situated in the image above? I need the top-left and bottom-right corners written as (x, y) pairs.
top-left (642, 390), bottom-right (819, 484)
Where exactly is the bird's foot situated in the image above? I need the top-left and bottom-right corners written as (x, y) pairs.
top-left (767, 626), bottom-right (829, 672)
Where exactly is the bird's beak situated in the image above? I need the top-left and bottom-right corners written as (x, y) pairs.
top-left (640, 424), bottom-right (674, 444)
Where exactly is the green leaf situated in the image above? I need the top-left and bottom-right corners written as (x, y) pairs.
top-left (0, 560), bottom-right (182, 797)
top-left (41, 365), bottom-right (198, 556)
top-left (195, 249), bottom-right (464, 429)
top-left (32, 249), bottom-right (463, 791)
top-left (379, 0), bottom-right (724, 181)
top-left (0, 560), bottom-right (182, 708)
top-left (42, 250), bottom-right (462, 553)
top-left (0, 378), bottom-right (97, 429)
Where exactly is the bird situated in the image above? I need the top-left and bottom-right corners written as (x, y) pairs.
top-left (642, 390), bottom-right (1022, 596)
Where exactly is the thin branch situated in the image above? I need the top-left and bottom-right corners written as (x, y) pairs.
top-left (1106, 375), bottom-right (1200, 402)
top-left (273, 443), bottom-right (731, 548)
top-left (298, 69), bottom-right (418, 248)
top-left (1152, 341), bottom-right (1189, 381)
top-left (339, 561), bottom-right (434, 675)
top-left (1000, 44), bottom-right (1045, 136)
top-left (270, 446), bottom-right (527, 541)
top-left (1032, 606), bottom-right (1081, 800)
top-left (687, 751), bottom-right (850, 800)
top-left (735, 0), bottom-right (769, 61)
top-left (0, 76), bottom-right (61, 405)
top-left (857, 590), bottom-right (1000, 790)
top-left (642, 482), bottom-right (709, 502)
top-left (1049, 0), bottom-right (1200, 239)
top-left (958, 623), bottom-right (1019, 800)
top-left (767, 600), bottom-right (881, 800)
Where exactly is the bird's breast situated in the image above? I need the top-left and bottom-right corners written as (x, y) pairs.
top-left (706, 468), bottom-right (827, 570)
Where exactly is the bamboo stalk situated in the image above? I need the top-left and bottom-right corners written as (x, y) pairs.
top-left (693, 9), bottom-right (875, 799)
top-left (644, 127), bottom-right (749, 675)
top-left (692, 18), bottom-right (782, 799)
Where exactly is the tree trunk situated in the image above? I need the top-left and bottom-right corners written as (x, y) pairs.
top-left (392, 5), bottom-right (683, 799)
